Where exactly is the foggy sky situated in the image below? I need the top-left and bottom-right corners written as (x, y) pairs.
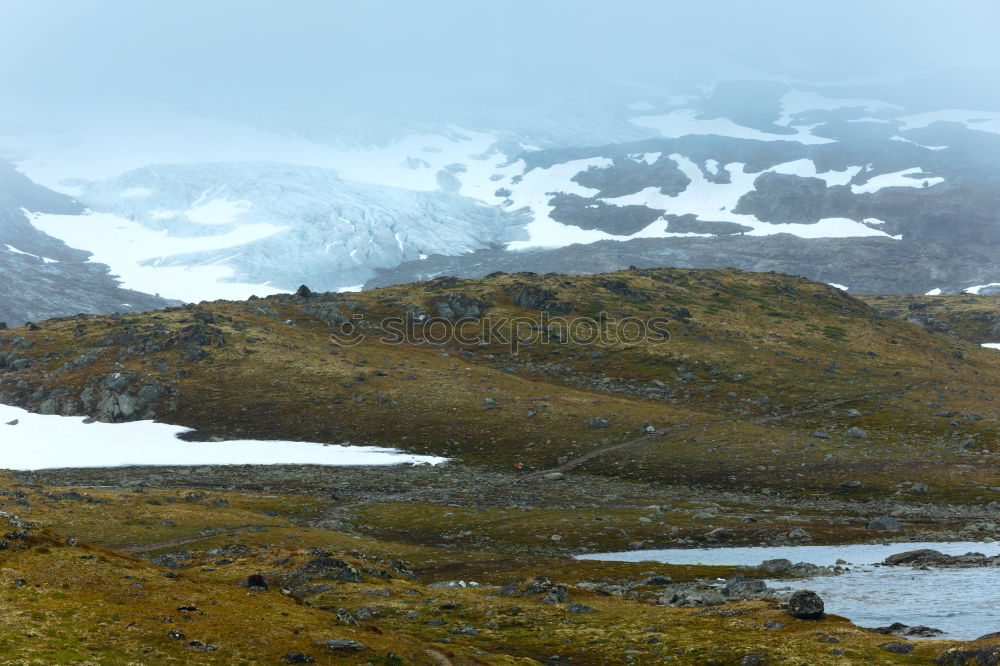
top-left (2, 0), bottom-right (999, 132)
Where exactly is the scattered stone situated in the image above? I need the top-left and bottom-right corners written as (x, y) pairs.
top-left (705, 527), bottom-right (733, 540)
top-left (879, 642), bottom-right (915, 654)
top-left (321, 640), bottom-right (366, 652)
top-left (566, 604), bottom-right (596, 614)
top-left (870, 622), bottom-right (944, 638)
top-left (845, 426), bottom-right (868, 439)
top-left (867, 516), bottom-right (901, 531)
top-left (643, 576), bottom-right (672, 586)
top-left (283, 653), bottom-right (315, 664)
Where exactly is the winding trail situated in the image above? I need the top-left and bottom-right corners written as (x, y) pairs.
top-left (534, 380), bottom-right (935, 476)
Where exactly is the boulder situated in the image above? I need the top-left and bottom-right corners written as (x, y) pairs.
top-left (786, 590), bottom-right (824, 620)
top-left (867, 516), bottom-right (901, 531)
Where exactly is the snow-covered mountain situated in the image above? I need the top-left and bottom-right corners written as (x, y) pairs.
top-left (2, 76), bottom-right (999, 319)
top-left (0, 161), bottom-right (177, 326)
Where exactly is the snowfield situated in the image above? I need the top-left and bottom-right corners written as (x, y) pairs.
top-left (26, 210), bottom-right (289, 301)
top-left (0, 403), bottom-right (447, 470)
top-left (1, 85), bottom-right (997, 305)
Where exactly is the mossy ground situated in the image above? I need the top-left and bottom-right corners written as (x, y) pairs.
top-left (0, 474), bottom-right (989, 665)
top-left (2, 269), bottom-right (1000, 663)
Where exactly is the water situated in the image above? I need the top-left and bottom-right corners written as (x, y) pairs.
top-left (576, 542), bottom-right (1000, 567)
top-left (579, 542), bottom-right (1000, 640)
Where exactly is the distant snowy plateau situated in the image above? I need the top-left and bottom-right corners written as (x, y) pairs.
top-left (2, 79), bottom-right (1000, 324)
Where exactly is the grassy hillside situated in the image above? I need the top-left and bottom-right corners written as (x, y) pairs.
top-left (4, 268), bottom-right (1000, 664)
top-left (861, 293), bottom-right (1000, 344)
top-left (2, 268), bottom-right (998, 500)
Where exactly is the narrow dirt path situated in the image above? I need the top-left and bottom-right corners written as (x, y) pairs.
top-left (120, 530), bottom-right (241, 554)
top-left (535, 380), bottom-right (935, 475)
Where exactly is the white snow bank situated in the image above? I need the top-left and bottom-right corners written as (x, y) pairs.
top-left (964, 283), bottom-right (1000, 295)
top-left (851, 168), bottom-right (944, 194)
top-left (890, 135), bottom-right (948, 151)
top-left (983, 343), bottom-right (1000, 350)
top-left (827, 283), bottom-right (849, 290)
top-left (777, 90), bottom-right (900, 122)
top-left (926, 288), bottom-right (943, 296)
top-left (768, 159), bottom-right (862, 187)
top-left (506, 154), bottom-right (900, 251)
top-left (26, 211), bottom-right (288, 301)
top-left (0, 403), bottom-right (446, 470)
top-left (186, 197), bottom-right (253, 226)
top-left (118, 187), bottom-right (154, 198)
top-left (899, 109), bottom-right (1000, 136)
top-left (3, 244), bottom-right (58, 263)
top-left (630, 109), bottom-right (834, 145)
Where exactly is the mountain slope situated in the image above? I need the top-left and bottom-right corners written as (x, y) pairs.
top-left (3, 80), bottom-right (1000, 306)
top-left (0, 162), bottom-right (178, 326)
top-left (2, 267), bottom-right (998, 502)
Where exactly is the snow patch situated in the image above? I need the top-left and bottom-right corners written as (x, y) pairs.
top-left (778, 90), bottom-right (901, 121)
top-left (630, 109), bottom-right (834, 144)
top-left (746, 217), bottom-right (895, 239)
top-left (25, 211), bottom-right (288, 301)
top-left (926, 288), bottom-right (943, 296)
top-left (186, 198), bottom-right (253, 226)
top-left (851, 168), bottom-right (944, 194)
top-left (3, 244), bottom-right (59, 263)
top-left (890, 135), bottom-right (948, 151)
top-left (505, 158), bottom-right (616, 250)
top-left (963, 283), bottom-right (1000, 295)
top-left (0, 403), bottom-right (446, 470)
top-left (827, 283), bottom-right (849, 290)
top-left (118, 187), bottom-right (153, 198)
top-left (899, 110), bottom-right (1000, 136)
top-left (983, 343), bottom-right (1000, 350)
top-left (768, 159), bottom-right (862, 187)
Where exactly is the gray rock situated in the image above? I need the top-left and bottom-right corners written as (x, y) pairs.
top-left (786, 590), bottom-right (824, 620)
top-left (321, 640), bottom-right (366, 652)
top-left (566, 603), bottom-right (596, 613)
top-left (867, 516), bottom-right (901, 531)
